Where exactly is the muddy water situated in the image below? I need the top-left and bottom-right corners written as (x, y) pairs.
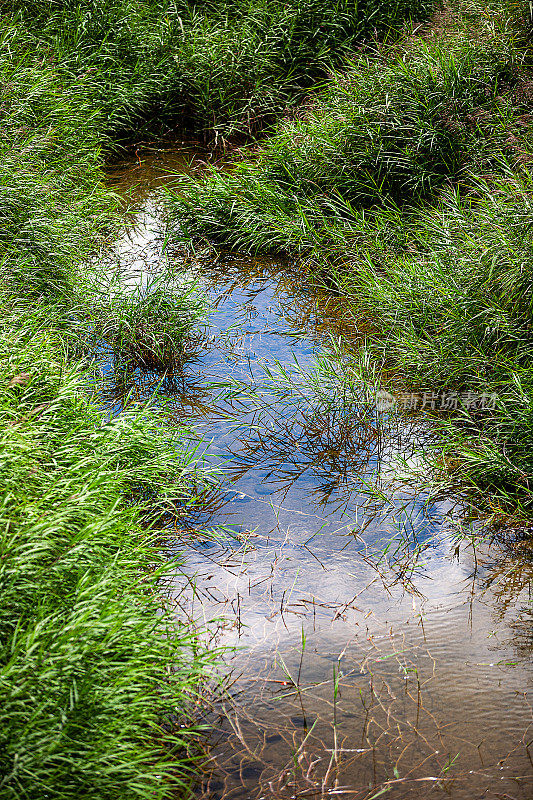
top-left (106, 148), bottom-right (532, 800)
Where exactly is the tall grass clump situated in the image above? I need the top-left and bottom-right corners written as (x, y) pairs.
top-left (91, 273), bottom-right (206, 381)
top-left (0, 19), bottom-right (214, 800)
top-left (169, 34), bottom-right (528, 250)
top-left (168, 2), bottom-right (533, 518)
top-left (335, 175), bottom-right (533, 515)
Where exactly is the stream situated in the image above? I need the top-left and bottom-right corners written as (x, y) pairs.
top-left (105, 146), bottom-right (532, 800)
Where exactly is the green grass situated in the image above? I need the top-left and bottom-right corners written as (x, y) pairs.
top-left (2, 0), bottom-right (439, 789)
top-left (89, 273), bottom-right (206, 383)
top-left (0, 302), bottom-right (214, 799)
top-left (3, 0), bottom-right (501, 795)
top-left (0, 16), bottom-right (215, 800)
top-left (11, 0), bottom-right (436, 145)
top-left (167, 1), bottom-right (533, 519)
top-left (169, 26), bottom-right (530, 248)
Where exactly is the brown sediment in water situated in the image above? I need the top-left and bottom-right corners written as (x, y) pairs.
top-left (102, 146), bottom-right (533, 800)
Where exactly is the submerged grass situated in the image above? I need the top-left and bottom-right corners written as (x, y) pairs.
top-left (168, 1), bottom-right (533, 520)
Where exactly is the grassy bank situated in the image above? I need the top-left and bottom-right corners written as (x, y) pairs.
top-left (0, 18), bottom-right (214, 800)
top-left (12, 0), bottom-right (435, 145)
top-left (0, 303), bottom-right (213, 799)
top-left (169, 1), bottom-right (533, 519)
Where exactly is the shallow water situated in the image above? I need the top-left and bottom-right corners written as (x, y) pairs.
top-left (106, 148), bottom-right (532, 800)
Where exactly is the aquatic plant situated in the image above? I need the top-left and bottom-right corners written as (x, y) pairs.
top-left (93, 276), bottom-right (206, 378)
